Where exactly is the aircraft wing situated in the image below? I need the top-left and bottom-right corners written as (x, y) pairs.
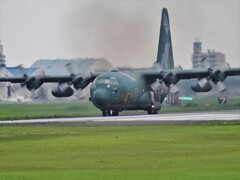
top-left (173, 68), bottom-right (240, 80)
top-left (0, 71), bottom-right (101, 91)
top-left (40, 72), bottom-right (101, 83)
top-left (40, 76), bottom-right (73, 83)
top-left (144, 69), bottom-right (210, 81)
top-left (0, 76), bottom-right (26, 83)
top-left (0, 75), bottom-right (73, 83)
top-left (222, 68), bottom-right (240, 76)
top-left (145, 68), bottom-right (240, 81)
top-left (144, 67), bottom-right (240, 92)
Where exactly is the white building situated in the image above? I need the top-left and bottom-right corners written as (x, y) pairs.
top-left (192, 41), bottom-right (228, 69)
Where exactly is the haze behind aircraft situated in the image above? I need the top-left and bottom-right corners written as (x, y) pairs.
top-left (0, 8), bottom-right (240, 116)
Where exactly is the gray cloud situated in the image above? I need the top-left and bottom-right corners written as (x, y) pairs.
top-left (61, 2), bottom-right (157, 68)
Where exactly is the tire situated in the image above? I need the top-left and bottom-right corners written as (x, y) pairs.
top-left (147, 108), bottom-right (154, 114)
top-left (102, 110), bottom-right (107, 117)
top-left (112, 111), bottom-right (119, 116)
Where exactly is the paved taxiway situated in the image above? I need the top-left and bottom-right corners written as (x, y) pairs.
top-left (0, 110), bottom-right (239, 126)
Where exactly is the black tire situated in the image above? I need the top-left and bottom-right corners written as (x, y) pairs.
top-left (147, 108), bottom-right (154, 114)
top-left (112, 111), bottom-right (119, 116)
top-left (102, 110), bottom-right (107, 117)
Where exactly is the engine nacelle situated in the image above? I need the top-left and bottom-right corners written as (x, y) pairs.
top-left (25, 69), bottom-right (45, 90)
top-left (51, 86), bottom-right (74, 97)
top-left (73, 78), bottom-right (90, 90)
top-left (73, 72), bottom-right (92, 90)
top-left (191, 82), bottom-right (212, 92)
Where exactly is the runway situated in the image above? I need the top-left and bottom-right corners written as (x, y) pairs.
top-left (0, 110), bottom-right (239, 126)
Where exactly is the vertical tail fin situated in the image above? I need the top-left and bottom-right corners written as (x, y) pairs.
top-left (156, 8), bottom-right (174, 70)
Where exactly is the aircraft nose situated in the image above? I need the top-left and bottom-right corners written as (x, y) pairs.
top-left (92, 89), bottom-right (110, 108)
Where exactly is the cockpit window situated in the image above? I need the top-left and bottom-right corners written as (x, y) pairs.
top-left (110, 78), bottom-right (118, 85)
top-left (95, 78), bottom-right (118, 85)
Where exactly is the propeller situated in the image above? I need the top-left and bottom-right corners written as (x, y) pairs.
top-left (31, 89), bottom-right (40, 100)
top-left (58, 82), bottom-right (70, 92)
top-left (65, 62), bottom-right (87, 99)
top-left (175, 65), bottom-right (182, 70)
top-left (208, 68), bottom-right (227, 92)
top-left (160, 71), bottom-right (179, 93)
top-left (7, 83), bottom-right (14, 98)
top-left (76, 89), bottom-right (86, 100)
top-left (197, 78), bottom-right (209, 89)
top-left (169, 84), bottom-right (179, 94)
top-left (216, 81), bottom-right (226, 92)
top-left (150, 79), bottom-right (160, 91)
top-left (65, 62), bottom-right (75, 78)
top-left (226, 63), bottom-right (230, 68)
top-left (65, 62), bottom-right (92, 89)
top-left (16, 64), bottom-right (41, 100)
top-left (17, 64), bottom-right (29, 87)
top-left (200, 57), bottom-right (208, 62)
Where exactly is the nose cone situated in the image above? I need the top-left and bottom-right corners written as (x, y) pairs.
top-left (91, 89), bottom-right (110, 108)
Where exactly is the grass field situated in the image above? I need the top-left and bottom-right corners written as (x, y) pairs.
top-left (0, 102), bottom-right (100, 120)
top-left (0, 125), bottom-right (240, 179)
top-left (0, 96), bottom-right (239, 120)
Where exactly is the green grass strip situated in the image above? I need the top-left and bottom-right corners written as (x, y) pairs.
top-left (0, 125), bottom-right (240, 179)
top-left (0, 96), bottom-right (239, 120)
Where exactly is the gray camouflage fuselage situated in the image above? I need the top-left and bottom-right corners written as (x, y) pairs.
top-left (90, 70), bottom-right (168, 115)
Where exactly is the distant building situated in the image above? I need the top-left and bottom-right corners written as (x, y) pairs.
top-left (0, 41), bottom-right (6, 67)
top-left (0, 67), bottom-right (38, 99)
top-left (192, 40), bottom-right (228, 69)
top-left (31, 58), bottom-right (112, 76)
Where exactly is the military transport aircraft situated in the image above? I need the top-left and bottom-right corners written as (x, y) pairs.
top-left (0, 8), bottom-right (240, 116)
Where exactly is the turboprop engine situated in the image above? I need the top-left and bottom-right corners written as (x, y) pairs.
top-left (191, 78), bottom-right (212, 92)
top-left (51, 83), bottom-right (74, 97)
top-left (22, 69), bottom-right (45, 90)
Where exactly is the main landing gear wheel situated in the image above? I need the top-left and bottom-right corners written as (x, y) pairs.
top-left (102, 109), bottom-right (119, 116)
top-left (147, 108), bottom-right (158, 115)
top-left (112, 111), bottom-right (119, 116)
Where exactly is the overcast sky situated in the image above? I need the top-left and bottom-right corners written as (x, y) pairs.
top-left (0, 0), bottom-right (239, 69)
